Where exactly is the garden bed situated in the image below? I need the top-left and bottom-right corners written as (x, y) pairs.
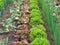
top-left (0, 0), bottom-right (53, 45)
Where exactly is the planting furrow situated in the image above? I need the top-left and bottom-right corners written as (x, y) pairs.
top-left (0, 1), bottom-right (15, 45)
top-left (8, 0), bottom-right (30, 45)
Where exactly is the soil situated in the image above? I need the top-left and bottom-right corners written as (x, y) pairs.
top-left (7, 0), bottom-right (30, 45)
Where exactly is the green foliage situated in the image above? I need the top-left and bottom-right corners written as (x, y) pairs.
top-left (30, 27), bottom-right (47, 41)
top-left (0, 0), bottom-right (13, 16)
top-left (30, 3), bottom-right (44, 27)
top-left (30, 0), bottom-right (50, 45)
top-left (30, 0), bottom-right (38, 3)
top-left (13, 0), bottom-right (22, 8)
top-left (10, 8), bottom-right (20, 20)
top-left (0, 0), bottom-right (4, 16)
top-left (30, 0), bottom-right (37, 1)
top-left (31, 9), bottom-right (40, 13)
top-left (0, 0), bottom-right (22, 32)
top-left (30, 1), bottom-right (38, 5)
top-left (1, 18), bottom-right (14, 32)
top-left (6, 0), bottom-right (13, 4)
top-left (30, 0), bottom-right (38, 10)
top-left (30, 1), bottom-right (38, 4)
top-left (0, 0), bottom-right (4, 8)
top-left (31, 38), bottom-right (50, 45)
top-left (30, 3), bottom-right (38, 10)
top-left (31, 25), bottom-right (46, 32)
top-left (0, 37), bottom-right (8, 45)
top-left (30, 16), bottom-right (44, 27)
top-left (34, 25), bottom-right (46, 32)
top-left (30, 12), bottom-right (40, 18)
top-left (30, 9), bottom-right (41, 18)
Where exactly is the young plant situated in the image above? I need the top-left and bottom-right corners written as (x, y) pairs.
top-left (30, 27), bottom-right (47, 41)
top-left (36, 24), bottom-right (46, 32)
top-left (30, 0), bottom-right (38, 3)
top-left (0, 0), bottom-right (4, 8)
top-left (31, 38), bottom-right (50, 45)
top-left (30, 16), bottom-right (44, 27)
top-left (30, 3), bottom-right (39, 10)
top-left (30, 1), bottom-right (38, 5)
top-left (30, 9), bottom-right (41, 18)
top-left (0, 0), bottom-right (22, 32)
top-left (31, 9), bottom-right (40, 13)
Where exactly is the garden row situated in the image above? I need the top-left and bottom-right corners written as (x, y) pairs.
top-left (0, 0), bottom-right (22, 33)
top-left (29, 0), bottom-right (50, 45)
top-left (0, 0), bottom-right (22, 44)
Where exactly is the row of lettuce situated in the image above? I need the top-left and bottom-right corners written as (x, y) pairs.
top-left (29, 0), bottom-right (50, 45)
top-left (0, 0), bottom-right (13, 16)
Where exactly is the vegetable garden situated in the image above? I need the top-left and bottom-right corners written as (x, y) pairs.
top-left (0, 0), bottom-right (60, 45)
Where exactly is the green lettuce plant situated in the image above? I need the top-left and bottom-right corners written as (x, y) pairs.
top-left (0, 0), bottom-right (4, 8)
top-left (30, 16), bottom-right (44, 27)
top-left (30, 27), bottom-right (47, 41)
top-left (36, 24), bottom-right (46, 32)
top-left (30, 0), bottom-right (38, 3)
top-left (31, 9), bottom-right (40, 13)
top-left (30, 3), bottom-right (39, 10)
top-left (31, 38), bottom-right (50, 45)
top-left (30, 1), bottom-right (38, 4)
top-left (30, 9), bottom-right (41, 18)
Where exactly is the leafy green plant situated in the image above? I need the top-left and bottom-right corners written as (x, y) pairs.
top-left (30, 0), bottom-right (50, 45)
top-left (31, 25), bottom-right (46, 32)
top-left (30, 27), bottom-right (47, 41)
top-left (30, 9), bottom-right (41, 18)
top-left (31, 9), bottom-right (40, 13)
top-left (30, 16), bottom-right (44, 27)
top-left (36, 24), bottom-right (46, 32)
top-left (1, 18), bottom-right (15, 32)
top-left (0, 0), bottom-right (22, 32)
top-left (30, 38), bottom-right (50, 45)
top-left (30, 1), bottom-right (38, 4)
top-left (30, 4), bottom-right (44, 27)
top-left (10, 8), bottom-right (20, 20)
top-left (30, 0), bottom-right (38, 10)
top-left (30, 1), bottom-right (38, 5)
top-left (30, 0), bottom-right (38, 3)
top-left (30, 3), bottom-right (39, 10)
top-left (0, 0), bottom-right (4, 8)
top-left (30, 12), bottom-right (40, 18)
